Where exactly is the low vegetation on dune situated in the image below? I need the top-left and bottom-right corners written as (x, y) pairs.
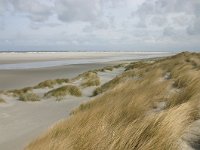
top-left (92, 63), bottom-right (126, 73)
top-left (81, 73), bottom-right (100, 88)
top-left (8, 87), bottom-right (41, 102)
top-left (74, 71), bottom-right (100, 88)
top-left (124, 61), bottom-right (150, 71)
top-left (93, 76), bottom-right (121, 95)
top-left (99, 66), bottom-right (114, 71)
top-left (26, 52), bottom-right (200, 150)
top-left (93, 65), bottom-right (116, 72)
top-left (9, 87), bottom-right (33, 97)
top-left (93, 68), bottom-right (144, 96)
top-left (19, 92), bottom-right (40, 102)
top-left (0, 97), bottom-right (5, 103)
top-left (34, 78), bottom-right (69, 89)
top-left (44, 85), bottom-right (82, 100)
top-left (81, 77), bottom-right (100, 88)
top-left (113, 63), bottom-right (127, 68)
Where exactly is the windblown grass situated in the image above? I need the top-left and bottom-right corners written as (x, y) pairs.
top-left (92, 63), bottom-right (125, 73)
top-left (94, 66), bottom-right (114, 72)
top-left (34, 79), bottom-right (69, 89)
top-left (93, 76), bottom-right (121, 96)
top-left (93, 69), bottom-right (144, 96)
top-left (81, 78), bottom-right (100, 88)
top-left (26, 52), bottom-right (200, 150)
top-left (9, 87), bottom-right (33, 97)
top-left (44, 85), bottom-right (82, 100)
top-left (74, 71), bottom-right (100, 88)
top-left (19, 92), bottom-right (40, 102)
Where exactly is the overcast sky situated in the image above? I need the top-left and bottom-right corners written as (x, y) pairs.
top-left (0, 0), bottom-right (200, 52)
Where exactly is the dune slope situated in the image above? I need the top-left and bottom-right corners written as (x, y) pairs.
top-left (26, 52), bottom-right (200, 150)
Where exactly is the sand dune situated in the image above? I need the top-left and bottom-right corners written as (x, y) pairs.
top-left (25, 52), bottom-right (200, 150)
top-left (0, 64), bottom-right (124, 150)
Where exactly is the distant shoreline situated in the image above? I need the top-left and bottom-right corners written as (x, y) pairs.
top-left (0, 52), bottom-right (173, 66)
top-left (0, 51), bottom-right (171, 54)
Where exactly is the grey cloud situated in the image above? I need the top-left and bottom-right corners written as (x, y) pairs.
top-left (133, 0), bottom-right (200, 38)
top-left (193, 1), bottom-right (200, 17)
top-left (187, 17), bottom-right (200, 35)
top-left (82, 16), bottom-right (115, 33)
top-left (0, 20), bottom-right (4, 30)
top-left (150, 16), bottom-right (167, 26)
top-left (0, 0), bottom-right (7, 15)
top-left (30, 22), bottom-right (61, 30)
top-left (54, 0), bottom-right (102, 22)
top-left (163, 26), bottom-right (176, 36)
top-left (171, 15), bottom-right (192, 27)
top-left (145, 0), bottom-right (193, 15)
top-left (133, 0), bottom-right (199, 24)
top-left (0, 0), bottom-right (7, 30)
top-left (7, 0), bottom-right (52, 22)
top-left (0, 0), bottom-right (200, 51)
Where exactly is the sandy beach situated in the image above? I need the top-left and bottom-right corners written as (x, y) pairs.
top-left (0, 52), bottom-right (171, 90)
top-left (0, 52), bottom-right (168, 64)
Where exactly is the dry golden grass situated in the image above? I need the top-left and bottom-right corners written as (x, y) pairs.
top-left (92, 63), bottom-right (125, 73)
top-left (34, 78), bottom-right (69, 89)
top-left (98, 66), bottom-right (113, 72)
top-left (19, 92), bottom-right (40, 102)
top-left (44, 85), bottom-right (82, 100)
top-left (93, 75), bottom-right (121, 95)
top-left (74, 71), bottom-right (100, 88)
top-left (113, 63), bottom-right (127, 68)
top-left (9, 87), bottom-right (33, 97)
top-left (26, 52), bottom-right (200, 150)
top-left (81, 78), bottom-right (100, 88)
top-left (125, 61), bottom-right (150, 71)
top-left (93, 69), bottom-right (145, 96)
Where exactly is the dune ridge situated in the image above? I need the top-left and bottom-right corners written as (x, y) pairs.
top-left (26, 52), bottom-right (200, 150)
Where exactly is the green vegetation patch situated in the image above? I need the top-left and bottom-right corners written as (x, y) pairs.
top-left (81, 78), bottom-right (100, 88)
top-left (44, 85), bottom-right (82, 100)
top-left (74, 71), bottom-right (101, 88)
top-left (95, 66), bottom-right (114, 72)
top-left (34, 79), bottom-right (69, 89)
top-left (9, 87), bottom-right (33, 97)
top-left (19, 92), bottom-right (40, 102)
top-left (93, 76), bottom-right (121, 96)
top-left (125, 61), bottom-right (150, 71)
top-left (0, 97), bottom-right (6, 103)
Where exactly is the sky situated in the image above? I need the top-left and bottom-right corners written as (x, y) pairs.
top-left (0, 0), bottom-right (200, 52)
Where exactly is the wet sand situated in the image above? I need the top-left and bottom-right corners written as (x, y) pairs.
top-left (0, 63), bottom-right (110, 90)
top-left (0, 52), bottom-right (171, 90)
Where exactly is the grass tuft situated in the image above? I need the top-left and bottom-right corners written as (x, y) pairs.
top-left (44, 85), bottom-right (82, 100)
top-left (94, 66), bottom-right (114, 72)
top-left (0, 97), bottom-right (6, 103)
top-left (74, 71), bottom-right (101, 88)
top-left (34, 79), bottom-right (69, 89)
top-left (81, 78), bottom-right (100, 88)
top-left (125, 61), bottom-right (149, 71)
top-left (9, 87), bottom-right (33, 97)
top-left (19, 92), bottom-right (40, 102)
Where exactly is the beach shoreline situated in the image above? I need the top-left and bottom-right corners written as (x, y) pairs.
top-left (0, 51), bottom-right (171, 64)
